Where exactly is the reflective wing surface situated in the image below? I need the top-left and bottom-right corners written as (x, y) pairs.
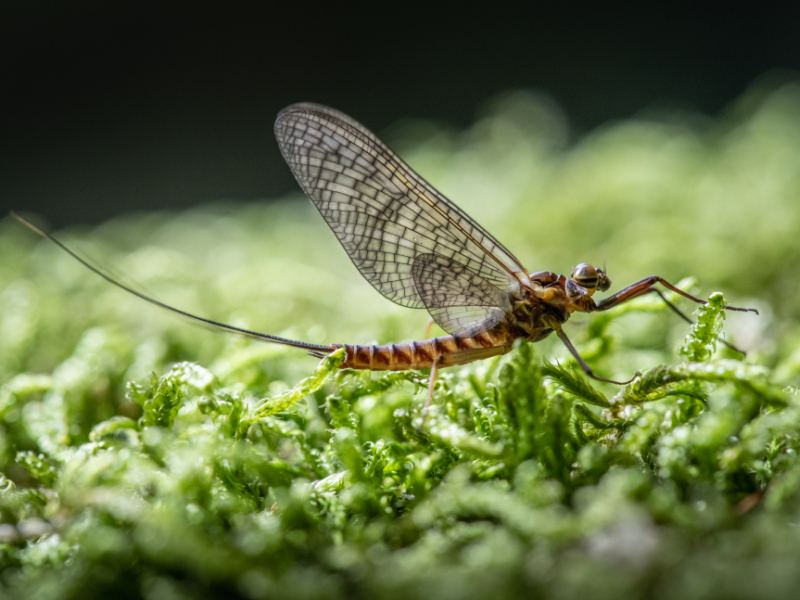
top-left (275, 103), bottom-right (525, 334)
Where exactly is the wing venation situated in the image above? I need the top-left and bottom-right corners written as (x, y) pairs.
top-left (275, 102), bottom-right (525, 312)
top-left (410, 252), bottom-right (510, 336)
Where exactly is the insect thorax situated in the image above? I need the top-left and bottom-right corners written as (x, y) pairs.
top-left (508, 286), bottom-right (570, 343)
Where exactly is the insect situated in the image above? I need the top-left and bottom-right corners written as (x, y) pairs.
top-left (12, 103), bottom-right (757, 416)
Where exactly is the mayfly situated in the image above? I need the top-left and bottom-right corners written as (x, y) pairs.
top-left (12, 103), bottom-right (757, 415)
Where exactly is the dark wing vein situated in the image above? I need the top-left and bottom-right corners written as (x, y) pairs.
top-left (275, 103), bottom-right (525, 316)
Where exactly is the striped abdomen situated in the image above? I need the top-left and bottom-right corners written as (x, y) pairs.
top-left (338, 328), bottom-right (512, 371)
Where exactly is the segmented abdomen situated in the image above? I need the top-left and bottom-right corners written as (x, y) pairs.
top-left (339, 328), bottom-right (511, 371)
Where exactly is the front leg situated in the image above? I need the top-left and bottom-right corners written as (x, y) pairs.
top-left (555, 327), bottom-right (635, 385)
top-left (650, 288), bottom-right (747, 355)
top-left (594, 276), bottom-right (758, 314)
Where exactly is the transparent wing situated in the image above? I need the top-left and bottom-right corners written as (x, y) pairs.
top-left (428, 306), bottom-right (507, 338)
top-left (410, 252), bottom-right (510, 336)
top-left (275, 103), bottom-right (526, 312)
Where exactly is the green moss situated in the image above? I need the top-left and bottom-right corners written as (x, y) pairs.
top-left (3, 80), bottom-right (800, 599)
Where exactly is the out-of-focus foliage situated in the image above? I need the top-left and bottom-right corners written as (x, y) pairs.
top-left (2, 77), bottom-right (800, 600)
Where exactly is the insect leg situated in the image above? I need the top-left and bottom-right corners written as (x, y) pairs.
top-left (555, 328), bottom-right (636, 385)
top-left (417, 343), bottom-right (512, 429)
top-left (420, 355), bottom-right (443, 429)
top-left (594, 276), bottom-right (758, 314)
top-left (424, 317), bottom-right (436, 339)
top-left (650, 289), bottom-right (747, 355)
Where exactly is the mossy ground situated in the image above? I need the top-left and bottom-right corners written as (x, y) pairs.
top-left (2, 79), bottom-right (800, 599)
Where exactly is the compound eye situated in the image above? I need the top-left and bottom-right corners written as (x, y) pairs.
top-left (571, 263), bottom-right (599, 290)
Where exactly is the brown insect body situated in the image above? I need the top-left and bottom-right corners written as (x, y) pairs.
top-left (339, 328), bottom-right (512, 371)
top-left (338, 269), bottom-right (606, 371)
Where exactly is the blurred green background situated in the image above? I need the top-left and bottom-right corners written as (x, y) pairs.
top-left (3, 77), bottom-right (800, 386)
top-left (3, 75), bottom-right (800, 600)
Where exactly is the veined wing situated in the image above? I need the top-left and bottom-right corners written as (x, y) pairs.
top-left (275, 103), bottom-right (527, 315)
top-left (411, 252), bottom-right (510, 336)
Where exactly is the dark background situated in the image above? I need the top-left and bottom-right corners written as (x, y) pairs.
top-left (3, 2), bottom-right (799, 227)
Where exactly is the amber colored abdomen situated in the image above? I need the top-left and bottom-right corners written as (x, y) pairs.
top-left (339, 329), bottom-right (511, 371)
